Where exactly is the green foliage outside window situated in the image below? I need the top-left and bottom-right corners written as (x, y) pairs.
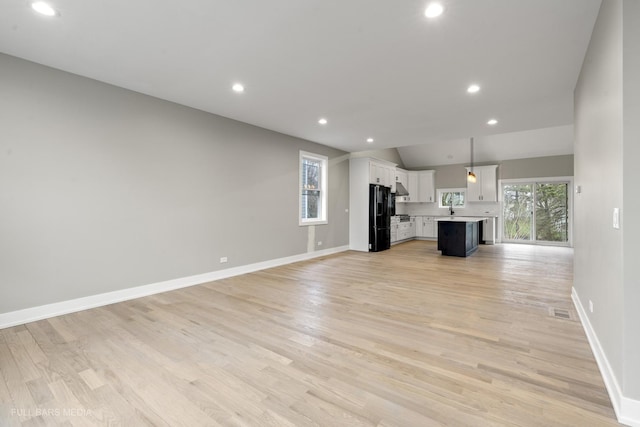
top-left (503, 183), bottom-right (568, 242)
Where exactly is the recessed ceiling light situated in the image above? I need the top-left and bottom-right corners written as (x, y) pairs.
top-left (318, 118), bottom-right (328, 125)
top-left (31, 1), bottom-right (58, 17)
top-left (232, 83), bottom-right (245, 93)
top-left (487, 119), bottom-right (498, 125)
top-left (366, 138), bottom-right (374, 143)
top-left (424, 2), bottom-right (444, 18)
top-left (467, 84), bottom-right (480, 94)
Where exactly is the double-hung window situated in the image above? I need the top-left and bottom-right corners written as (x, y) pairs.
top-left (299, 151), bottom-right (328, 225)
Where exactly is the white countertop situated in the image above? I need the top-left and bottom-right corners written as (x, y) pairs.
top-left (434, 216), bottom-right (487, 222)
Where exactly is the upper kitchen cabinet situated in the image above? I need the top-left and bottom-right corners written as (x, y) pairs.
top-left (466, 165), bottom-right (498, 202)
top-left (394, 168), bottom-right (408, 190)
top-left (417, 170), bottom-right (435, 203)
top-left (396, 169), bottom-right (436, 203)
top-left (369, 159), bottom-right (395, 189)
top-left (406, 171), bottom-right (419, 202)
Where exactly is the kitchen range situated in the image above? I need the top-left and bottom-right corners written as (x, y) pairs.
top-left (391, 215), bottom-right (413, 243)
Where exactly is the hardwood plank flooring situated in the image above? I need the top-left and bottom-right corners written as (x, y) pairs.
top-left (0, 241), bottom-right (620, 426)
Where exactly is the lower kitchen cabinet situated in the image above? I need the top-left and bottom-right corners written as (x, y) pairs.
top-left (393, 216), bottom-right (489, 245)
top-left (395, 220), bottom-right (416, 242)
top-left (415, 216), bottom-right (437, 239)
top-left (482, 217), bottom-right (496, 244)
top-left (423, 217), bottom-right (436, 238)
top-left (437, 220), bottom-right (480, 257)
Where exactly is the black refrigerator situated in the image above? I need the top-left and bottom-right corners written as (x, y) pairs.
top-left (369, 184), bottom-right (391, 252)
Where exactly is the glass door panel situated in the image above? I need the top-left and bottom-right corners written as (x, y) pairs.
top-left (535, 183), bottom-right (569, 243)
top-left (503, 184), bottom-right (533, 241)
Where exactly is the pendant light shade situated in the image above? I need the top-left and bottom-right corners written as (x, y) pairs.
top-left (467, 137), bottom-right (476, 183)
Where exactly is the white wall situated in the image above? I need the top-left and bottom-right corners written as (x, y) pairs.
top-left (0, 53), bottom-right (350, 315)
top-left (574, 0), bottom-right (640, 423)
top-left (574, 0), bottom-right (623, 391)
top-left (622, 0), bottom-right (640, 401)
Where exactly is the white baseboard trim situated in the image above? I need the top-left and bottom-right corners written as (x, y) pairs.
top-left (0, 245), bottom-right (349, 330)
top-left (572, 287), bottom-right (640, 427)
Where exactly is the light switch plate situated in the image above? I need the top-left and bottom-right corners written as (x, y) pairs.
top-left (613, 208), bottom-right (620, 229)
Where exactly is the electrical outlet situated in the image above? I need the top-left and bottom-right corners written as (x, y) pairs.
top-left (317, 241), bottom-right (322, 246)
top-left (613, 208), bottom-right (620, 229)
top-left (589, 300), bottom-right (594, 313)
top-left (220, 257), bottom-right (228, 263)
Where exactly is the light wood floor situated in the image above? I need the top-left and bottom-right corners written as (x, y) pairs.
top-left (0, 241), bottom-right (620, 426)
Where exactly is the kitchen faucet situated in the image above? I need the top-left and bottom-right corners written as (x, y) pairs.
top-left (449, 199), bottom-right (454, 216)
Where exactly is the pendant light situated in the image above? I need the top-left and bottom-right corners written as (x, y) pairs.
top-left (468, 137), bottom-right (477, 183)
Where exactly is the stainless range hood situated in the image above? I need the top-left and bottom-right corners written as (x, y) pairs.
top-left (395, 182), bottom-right (409, 196)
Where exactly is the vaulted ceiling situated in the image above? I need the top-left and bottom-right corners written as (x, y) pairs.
top-left (0, 0), bottom-right (601, 160)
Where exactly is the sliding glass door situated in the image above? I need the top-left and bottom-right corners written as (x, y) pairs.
top-left (502, 181), bottom-right (570, 245)
top-left (503, 184), bottom-right (534, 241)
top-left (534, 183), bottom-right (569, 243)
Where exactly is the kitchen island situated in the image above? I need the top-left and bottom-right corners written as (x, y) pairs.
top-left (436, 217), bottom-right (485, 257)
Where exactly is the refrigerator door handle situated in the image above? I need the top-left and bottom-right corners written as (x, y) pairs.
top-left (373, 186), bottom-right (378, 228)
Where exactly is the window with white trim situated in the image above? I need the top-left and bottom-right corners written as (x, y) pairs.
top-left (299, 151), bottom-right (328, 225)
top-left (438, 188), bottom-right (466, 209)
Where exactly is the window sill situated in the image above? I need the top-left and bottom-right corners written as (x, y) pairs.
top-left (299, 220), bottom-right (328, 227)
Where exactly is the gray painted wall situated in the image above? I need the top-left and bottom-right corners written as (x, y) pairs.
top-left (574, 0), bottom-right (640, 401)
top-left (0, 54), bottom-right (349, 314)
top-left (499, 155), bottom-right (574, 180)
top-left (414, 155), bottom-right (574, 190)
top-left (428, 164), bottom-right (468, 190)
top-left (574, 0), bottom-right (624, 395)
top-left (622, 0), bottom-right (640, 399)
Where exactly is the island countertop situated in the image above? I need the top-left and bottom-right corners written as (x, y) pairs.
top-left (435, 216), bottom-right (487, 222)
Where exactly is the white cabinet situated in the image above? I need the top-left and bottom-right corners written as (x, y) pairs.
top-left (370, 161), bottom-right (395, 188)
top-left (415, 216), bottom-right (436, 238)
top-left (369, 162), bottom-right (381, 185)
top-left (396, 220), bottom-right (416, 241)
top-left (391, 222), bottom-right (399, 243)
top-left (350, 157), bottom-right (397, 252)
top-left (482, 217), bottom-right (495, 244)
top-left (396, 170), bottom-right (415, 203)
top-left (397, 170), bottom-right (435, 203)
top-left (406, 172), bottom-right (419, 202)
top-left (423, 217), bottom-right (437, 238)
top-left (394, 168), bottom-right (408, 193)
top-left (417, 170), bottom-right (435, 203)
top-left (466, 165), bottom-right (498, 202)
top-left (395, 168), bottom-right (410, 202)
top-left (386, 165), bottom-right (395, 190)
